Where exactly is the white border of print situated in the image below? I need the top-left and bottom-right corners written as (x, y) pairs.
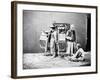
top-left (17, 4), bottom-right (96, 76)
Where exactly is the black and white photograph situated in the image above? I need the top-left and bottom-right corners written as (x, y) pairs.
top-left (23, 10), bottom-right (91, 69)
top-left (11, 1), bottom-right (97, 78)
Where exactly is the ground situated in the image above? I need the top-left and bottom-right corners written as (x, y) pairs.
top-left (23, 52), bottom-right (90, 69)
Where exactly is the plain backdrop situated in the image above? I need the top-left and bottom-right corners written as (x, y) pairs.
top-left (0, 0), bottom-right (100, 80)
top-left (23, 10), bottom-right (88, 53)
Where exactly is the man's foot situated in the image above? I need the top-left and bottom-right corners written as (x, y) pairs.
top-left (69, 54), bottom-right (73, 56)
top-left (53, 54), bottom-right (58, 58)
top-left (77, 57), bottom-right (85, 61)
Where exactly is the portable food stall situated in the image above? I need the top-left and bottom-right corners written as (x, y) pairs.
top-left (39, 23), bottom-right (70, 53)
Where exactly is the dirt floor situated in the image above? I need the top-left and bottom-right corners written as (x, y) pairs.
top-left (23, 52), bottom-right (91, 69)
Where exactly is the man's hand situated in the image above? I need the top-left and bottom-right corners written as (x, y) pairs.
top-left (66, 36), bottom-right (72, 40)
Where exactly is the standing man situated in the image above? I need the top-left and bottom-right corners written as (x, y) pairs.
top-left (66, 24), bottom-right (76, 56)
top-left (50, 25), bottom-right (58, 57)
